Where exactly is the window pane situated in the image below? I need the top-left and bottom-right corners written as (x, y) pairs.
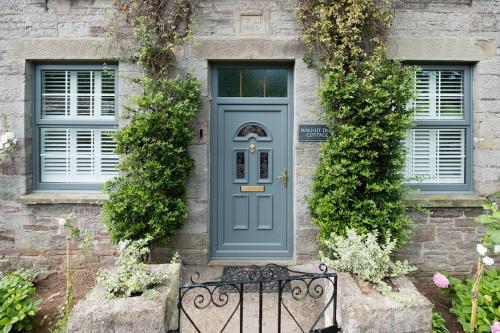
top-left (236, 151), bottom-right (245, 179)
top-left (41, 71), bottom-right (69, 118)
top-left (217, 67), bottom-right (288, 97)
top-left (259, 152), bottom-right (269, 179)
top-left (405, 128), bottom-right (465, 184)
top-left (40, 69), bottom-right (116, 119)
top-left (438, 70), bottom-right (464, 119)
top-left (218, 69), bottom-right (240, 97)
top-left (265, 69), bottom-right (287, 97)
top-left (413, 69), bottom-right (464, 120)
top-left (242, 69), bottom-right (265, 97)
top-left (40, 127), bottom-right (119, 183)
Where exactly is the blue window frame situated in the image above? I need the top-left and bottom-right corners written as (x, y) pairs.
top-left (405, 64), bottom-right (473, 192)
top-left (33, 64), bottom-right (119, 190)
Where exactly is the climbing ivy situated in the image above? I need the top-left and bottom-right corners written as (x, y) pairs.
top-left (103, 0), bottom-right (200, 244)
top-left (297, 0), bottom-right (416, 247)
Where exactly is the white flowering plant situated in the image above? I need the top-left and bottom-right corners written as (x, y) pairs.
top-left (97, 237), bottom-right (166, 298)
top-left (321, 229), bottom-right (416, 304)
top-left (0, 114), bottom-right (17, 161)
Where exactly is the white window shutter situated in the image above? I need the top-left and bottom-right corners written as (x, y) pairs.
top-left (40, 128), bottom-right (119, 183)
top-left (405, 129), bottom-right (465, 184)
top-left (414, 70), bottom-right (464, 120)
top-left (101, 71), bottom-right (116, 117)
top-left (41, 69), bottom-right (116, 120)
top-left (40, 128), bottom-right (70, 182)
top-left (41, 71), bottom-right (70, 118)
top-left (413, 71), bottom-right (434, 119)
top-left (437, 129), bottom-right (465, 183)
top-left (100, 131), bottom-right (120, 175)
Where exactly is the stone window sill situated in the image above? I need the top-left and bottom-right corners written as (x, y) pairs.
top-left (18, 192), bottom-right (109, 205)
top-left (406, 194), bottom-right (488, 208)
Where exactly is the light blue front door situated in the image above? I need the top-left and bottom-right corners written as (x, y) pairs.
top-left (210, 64), bottom-right (293, 258)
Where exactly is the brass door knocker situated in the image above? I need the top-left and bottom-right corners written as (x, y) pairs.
top-left (249, 142), bottom-right (256, 153)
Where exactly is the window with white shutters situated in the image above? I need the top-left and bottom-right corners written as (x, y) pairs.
top-left (405, 65), bottom-right (472, 191)
top-left (34, 64), bottom-right (119, 190)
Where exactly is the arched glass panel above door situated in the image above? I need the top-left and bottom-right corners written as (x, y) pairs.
top-left (234, 122), bottom-right (272, 141)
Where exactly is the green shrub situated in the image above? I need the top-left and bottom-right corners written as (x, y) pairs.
top-left (431, 312), bottom-right (449, 333)
top-left (321, 228), bottom-right (415, 304)
top-left (0, 270), bottom-right (41, 333)
top-left (297, 0), bottom-right (416, 247)
top-left (445, 268), bottom-right (500, 332)
top-left (321, 228), bottom-right (415, 284)
top-left (308, 57), bottom-right (415, 246)
top-left (97, 238), bottom-right (166, 298)
top-left (103, 75), bottom-right (200, 243)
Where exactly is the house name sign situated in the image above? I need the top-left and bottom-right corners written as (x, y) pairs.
top-left (298, 125), bottom-right (332, 142)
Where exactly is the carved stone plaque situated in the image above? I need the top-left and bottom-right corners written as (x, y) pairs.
top-left (240, 14), bottom-right (266, 35)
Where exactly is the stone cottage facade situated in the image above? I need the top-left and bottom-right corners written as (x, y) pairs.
top-left (0, 0), bottom-right (499, 281)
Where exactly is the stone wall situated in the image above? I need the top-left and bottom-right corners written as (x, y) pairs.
top-left (0, 201), bottom-right (116, 272)
top-left (0, 0), bottom-right (129, 272)
top-left (400, 207), bottom-right (487, 282)
top-left (0, 0), bottom-right (499, 279)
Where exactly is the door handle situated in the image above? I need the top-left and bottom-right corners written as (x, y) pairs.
top-left (276, 169), bottom-right (288, 188)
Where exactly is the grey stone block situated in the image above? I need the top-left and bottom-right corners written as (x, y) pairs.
top-left (412, 224), bottom-right (436, 242)
top-left (326, 272), bottom-right (432, 333)
top-left (68, 263), bottom-right (181, 333)
top-left (387, 37), bottom-right (495, 61)
top-left (295, 229), bottom-right (319, 255)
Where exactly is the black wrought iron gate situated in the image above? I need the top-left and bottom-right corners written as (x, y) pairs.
top-left (168, 264), bottom-right (340, 333)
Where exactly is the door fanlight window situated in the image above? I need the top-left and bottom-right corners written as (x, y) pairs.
top-left (234, 122), bottom-right (271, 141)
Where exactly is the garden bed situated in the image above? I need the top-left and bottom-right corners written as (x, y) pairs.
top-left (33, 269), bottom-right (96, 333)
top-left (413, 280), bottom-right (464, 333)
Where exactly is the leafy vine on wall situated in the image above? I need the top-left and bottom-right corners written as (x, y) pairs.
top-left (296, 0), bottom-right (417, 247)
top-left (103, 0), bottom-right (201, 244)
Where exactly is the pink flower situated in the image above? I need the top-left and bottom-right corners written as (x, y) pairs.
top-left (433, 272), bottom-right (449, 288)
top-left (492, 322), bottom-right (500, 333)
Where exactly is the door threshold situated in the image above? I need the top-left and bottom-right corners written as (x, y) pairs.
top-left (207, 258), bottom-right (296, 267)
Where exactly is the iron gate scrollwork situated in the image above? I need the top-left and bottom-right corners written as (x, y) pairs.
top-left (168, 263), bottom-right (340, 333)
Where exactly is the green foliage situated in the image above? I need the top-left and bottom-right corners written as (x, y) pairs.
top-left (475, 200), bottom-right (500, 247)
top-left (104, 0), bottom-right (199, 244)
top-left (297, 0), bottom-right (416, 247)
top-left (308, 55), bottom-right (415, 246)
top-left (0, 270), bottom-right (41, 333)
top-left (297, 0), bottom-right (393, 69)
top-left (103, 76), bottom-right (200, 243)
top-left (321, 229), bottom-right (415, 304)
top-left (97, 238), bottom-right (166, 298)
top-left (431, 312), bottom-right (449, 333)
top-left (444, 268), bottom-right (500, 332)
top-left (321, 229), bottom-right (415, 284)
top-left (113, 0), bottom-right (194, 79)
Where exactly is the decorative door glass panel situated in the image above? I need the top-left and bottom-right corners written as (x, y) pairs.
top-left (259, 151), bottom-right (269, 179)
top-left (237, 123), bottom-right (268, 138)
top-left (236, 151), bottom-right (246, 180)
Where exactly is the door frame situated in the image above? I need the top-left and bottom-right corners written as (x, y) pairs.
top-left (209, 62), bottom-right (294, 259)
